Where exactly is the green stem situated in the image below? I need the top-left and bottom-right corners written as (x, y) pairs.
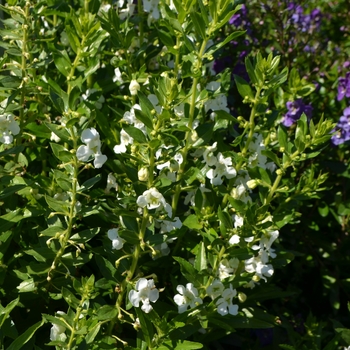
top-left (222, 86), bottom-right (263, 206)
top-left (48, 128), bottom-right (79, 280)
top-left (138, 0), bottom-right (144, 48)
top-left (16, 3), bottom-right (30, 148)
top-left (171, 39), bottom-right (208, 215)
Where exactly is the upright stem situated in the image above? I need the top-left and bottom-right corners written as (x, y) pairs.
top-left (48, 127), bottom-right (79, 279)
top-left (172, 39), bottom-right (208, 215)
top-left (16, 3), bottom-right (30, 147)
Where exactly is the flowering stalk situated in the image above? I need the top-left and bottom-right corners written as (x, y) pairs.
top-left (172, 38), bottom-right (209, 214)
top-left (48, 123), bottom-right (80, 280)
top-left (15, 2), bottom-right (30, 148)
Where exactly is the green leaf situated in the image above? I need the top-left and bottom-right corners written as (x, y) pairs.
top-left (53, 51), bottom-right (71, 77)
top-left (80, 174), bottom-right (102, 191)
top-left (86, 323), bottom-right (101, 344)
top-left (194, 242), bottom-right (207, 272)
top-left (17, 279), bottom-right (36, 293)
top-left (206, 31), bottom-right (245, 56)
top-left (0, 209), bottom-right (23, 232)
top-left (157, 340), bottom-right (203, 349)
top-left (70, 228), bottom-right (100, 243)
top-left (173, 257), bottom-right (198, 284)
top-left (50, 143), bottom-right (73, 162)
top-left (134, 108), bottom-right (154, 130)
top-left (218, 206), bottom-right (233, 230)
top-left (234, 74), bottom-right (254, 100)
top-left (136, 307), bottom-right (154, 348)
top-left (45, 195), bottom-right (70, 215)
top-left (183, 214), bottom-right (202, 230)
top-left (123, 125), bottom-right (147, 144)
top-left (53, 169), bottom-right (72, 191)
top-left (7, 319), bottom-right (45, 350)
top-left (62, 287), bottom-right (80, 309)
top-left (25, 123), bottom-right (51, 139)
top-left (0, 184), bottom-right (26, 200)
top-left (190, 10), bottom-right (206, 40)
top-left (49, 88), bottom-right (66, 114)
top-left (84, 56), bottom-right (100, 79)
top-left (96, 305), bottom-right (118, 321)
top-left (277, 125), bottom-right (288, 150)
top-left (45, 122), bottom-right (71, 144)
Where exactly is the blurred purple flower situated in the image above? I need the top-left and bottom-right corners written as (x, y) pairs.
top-left (287, 4), bottom-right (322, 34)
top-left (337, 72), bottom-right (350, 101)
top-left (229, 4), bottom-right (248, 26)
top-left (331, 107), bottom-right (350, 146)
top-left (282, 99), bottom-right (313, 127)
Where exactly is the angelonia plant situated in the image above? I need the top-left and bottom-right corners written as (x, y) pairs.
top-left (0, 0), bottom-right (336, 349)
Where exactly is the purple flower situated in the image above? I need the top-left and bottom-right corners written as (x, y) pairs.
top-left (331, 107), bottom-right (350, 146)
top-left (229, 5), bottom-right (248, 27)
top-left (337, 72), bottom-right (350, 101)
top-left (282, 99), bottom-right (313, 127)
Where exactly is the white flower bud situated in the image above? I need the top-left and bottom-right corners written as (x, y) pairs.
top-left (138, 167), bottom-right (149, 182)
top-left (129, 80), bottom-right (140, 95)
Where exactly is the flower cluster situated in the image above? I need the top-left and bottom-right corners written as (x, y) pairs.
top-left (331, 107), bottom-right (350, 146)
top-left (136, 187), bottom-right (172, 218)
top-left (337, 72), bottom-right (350, 101)
top-left (202, 142), bottom-right (237, 186)
top-left (287, 3), bottom-right (322, 35)
top-left (282, 99), bottom-right (313, 127)
top-left (0, 113), bottom-right (20, 144)
top-left (76, 128), bottom-right (107, 168)
top-left (129, 278), bottom-right (159, 313)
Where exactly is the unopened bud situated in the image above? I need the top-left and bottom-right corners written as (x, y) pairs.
top-left (252, 275), bottom-right (260, 282)
top-left (138, 167), bottom-right (149, 182)
top-left (246, 179), bottom-right (259, 189)
top-left (129, 80), bottom-right (140, 95)
top-left (238, 292), bottom-right (247, 303)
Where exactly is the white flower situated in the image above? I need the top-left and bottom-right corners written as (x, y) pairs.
top-left (107, 228), bottom-right (125, 250)
top-left (122, 104), bottom-right (146, 134)
top-left (218, 258), bottom-right (239, 280)
top-left (245, 252), bottom-right (274, 282)
top-left (129, 80), bottom-right (140, 95)
top-left (204, 94), bottom-right (230, 114)
top-left (114, 129), bottom-right (134, 154)
top-left (233, 214), bottom-right (244, 228)
top-left (129, 278), bottom-right (159, 313)
top-left (216, 284), bottom-right (239, 316)
top-left (229, 234), bottom-right (240, 245)
top-left (106, 173), bottom-right (118, 193)
top-left (206, 153), bottom-right (237, 186)
top-left (113, 68), bottom-right (123, 83)
top-left (252, 230), bottom-right (279, 259)
top-left (159, 217), bottom-right (182, 233)
top-left (206, 81), bottom-right (220, 92)
top-left (173, 283), bottom-right (203, 313)
top-left (143, 0), bottom-right (160, 26)
top-left (136, 187), bottom-right (172, 217)
top-left (118, 0), bottom-right (135, 20)
top-left (0, 113), bottom-right (20, 144)
top-left (202, 142), bottom-right (217, 166)
top-left (50, 311), bottom-right (67, 342)
top-left (50, 132), bottom-right (61, 143)
top-left (76, 128), bottom-right (107, 168)
top-left (206, 280), bottom-right (224, 300)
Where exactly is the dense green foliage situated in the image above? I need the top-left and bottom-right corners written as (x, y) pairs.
top-left (0, 0), bottom-right (349, 349)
